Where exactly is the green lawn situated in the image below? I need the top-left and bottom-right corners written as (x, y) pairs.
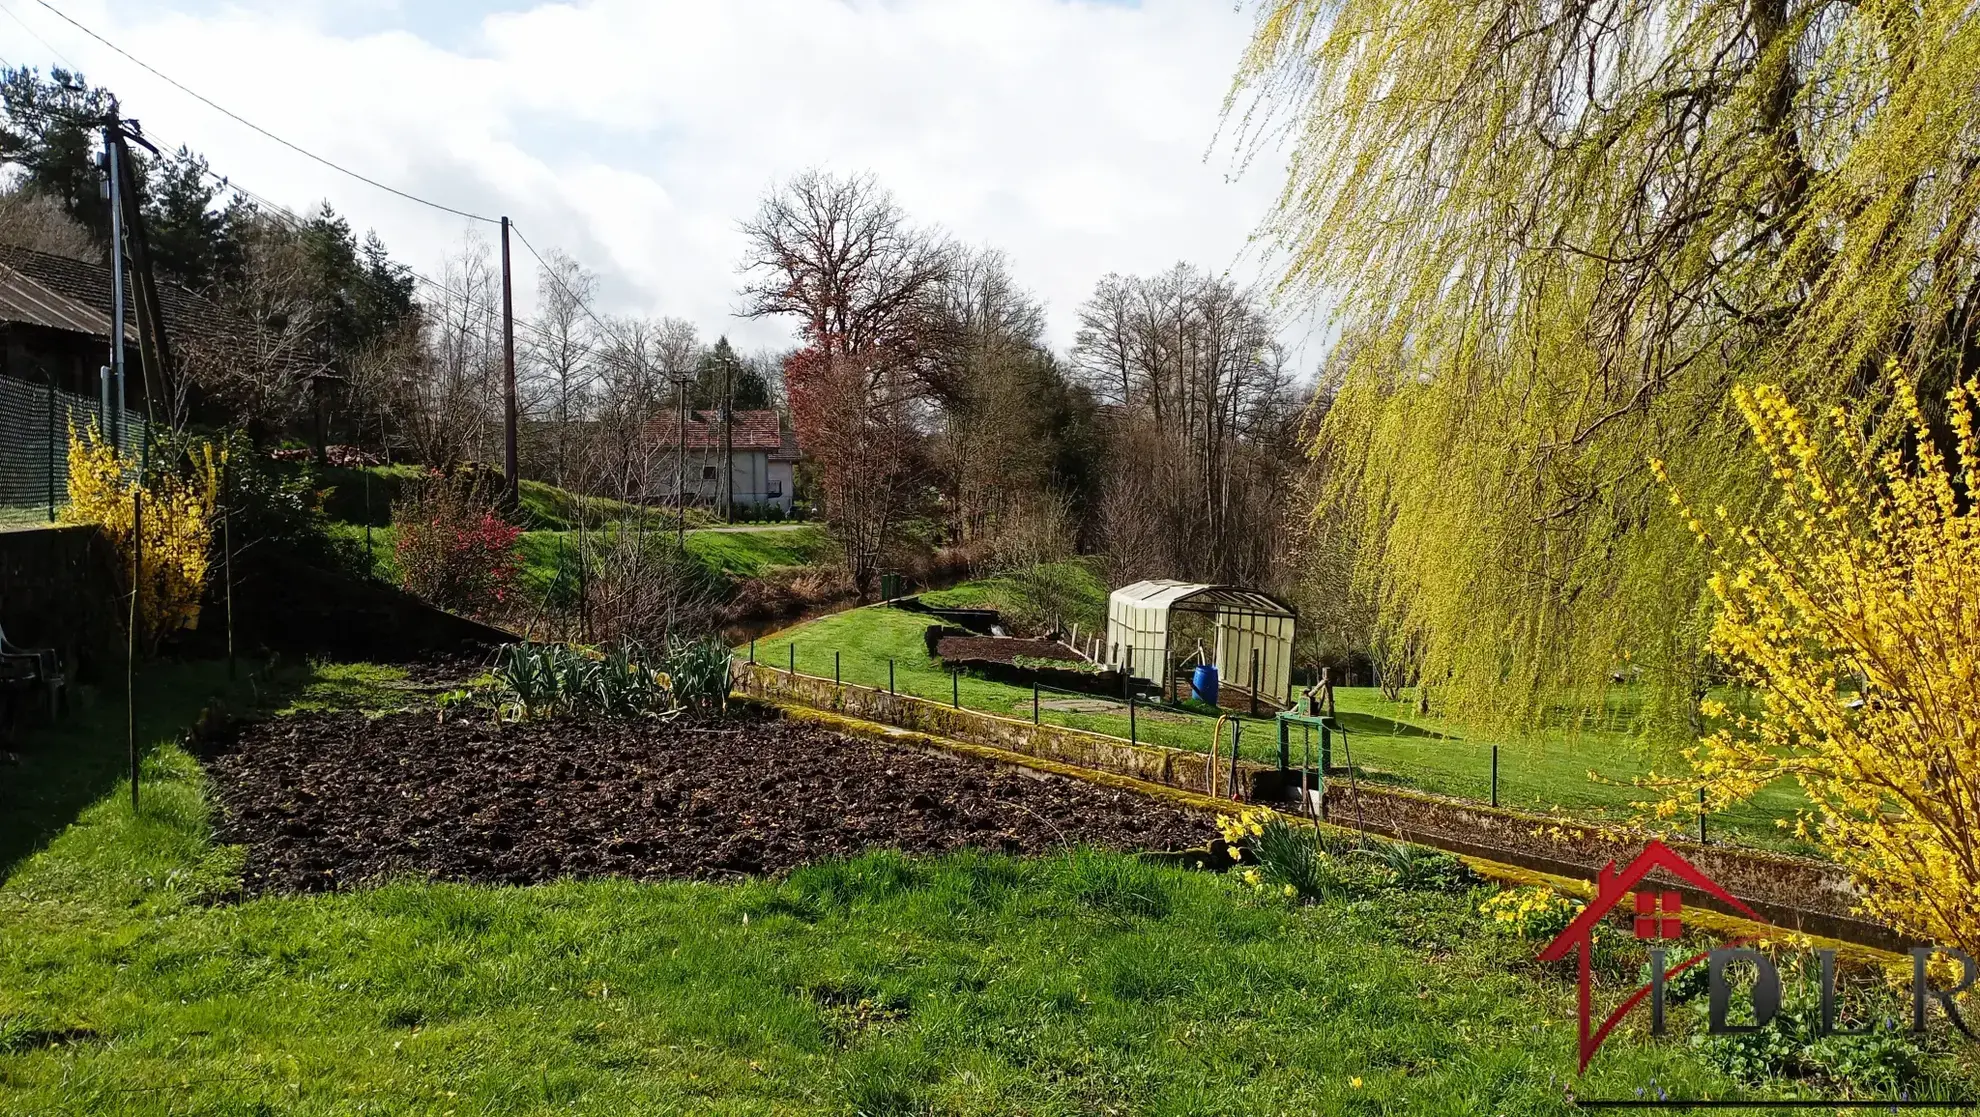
top-left (745, 605), bottom-right (1813, 854)
top-left (686, 525), bottom-right (835, 579)
top-left (918, 558), bottom-right (1108, 635)
top-left (4, 660), bottom-right (1944, 1112)
top-left (331, 524), bottom-right (834, 596)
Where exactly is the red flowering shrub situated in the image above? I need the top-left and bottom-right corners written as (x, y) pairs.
top-left (392, 477), bottom-right (521, 618)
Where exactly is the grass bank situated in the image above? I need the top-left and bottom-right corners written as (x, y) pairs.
top-left (330, 522), bottom-right (833, 595)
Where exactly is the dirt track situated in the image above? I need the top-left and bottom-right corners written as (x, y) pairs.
top-left (205, 710), bottom-right (1216, 893)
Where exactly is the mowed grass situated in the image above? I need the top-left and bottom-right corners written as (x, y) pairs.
top-left (918, 559), bottom-right (1109, 633)
top-left (330, 524), bottom-right (833, 595)
top-left (0, 667), bottom-right (1820, 1113)
top-left (746, 605), bottom-right (1812, 853)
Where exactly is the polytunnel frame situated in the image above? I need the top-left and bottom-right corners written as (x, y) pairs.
top-left (1104, 580), bottom-right (1298, 708)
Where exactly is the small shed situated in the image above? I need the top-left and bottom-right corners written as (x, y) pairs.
top-left (1104, 580), bottom-right (1296, 703)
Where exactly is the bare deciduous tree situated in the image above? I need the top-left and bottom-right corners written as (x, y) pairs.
top-left (403, 234), bottom-right (502, 468)
top-left (521, 247), bottom-right (598, 488)
top-left (0, 186), bottom-right (94, 260)
top-left (737, 169), bottom-right (953, 372)
top-left (1070, 264), bottom-right (1306, 586)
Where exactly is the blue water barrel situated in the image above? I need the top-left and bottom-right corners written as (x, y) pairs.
top-left (1191, 664), bottom-right (1220, 706)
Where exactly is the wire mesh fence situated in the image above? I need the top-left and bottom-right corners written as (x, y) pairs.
top-left (0, 373), bottom-right (146, 523)
top-left (743, 631), bottom-right (1814, 856)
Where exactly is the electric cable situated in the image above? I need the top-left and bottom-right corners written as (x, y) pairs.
top-left (34, 0), bottom-right (502, 225)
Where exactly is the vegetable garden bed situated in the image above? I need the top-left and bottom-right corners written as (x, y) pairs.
top-left (205, 708), bottom-right (1217, 894)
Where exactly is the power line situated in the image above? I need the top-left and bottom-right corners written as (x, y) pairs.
top-left (32, 0), bottom-right (502, 225)
top-left (138, 130), bottom-right (565, 352)
top-left (0, 0), bottom-right (79, 71)
top-left (507, 223), bottom-right (624, 346)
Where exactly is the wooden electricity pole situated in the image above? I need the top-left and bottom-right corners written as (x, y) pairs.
top-left (722, 351), bottom-right (735, 521)
top-left (501, 216), bottom-right (518, 503)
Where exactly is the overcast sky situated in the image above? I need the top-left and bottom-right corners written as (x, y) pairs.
top-left (0, 0), bottom-right (1320, 362)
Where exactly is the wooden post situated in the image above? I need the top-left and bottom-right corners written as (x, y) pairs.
top-left (128, 487), bottom-right (141, 814)
top-left (1249, 648), bottom-right (1261, 717)
top-left (1208, 719), bottom-right (1220, 798)
top-left (1219, 720), bottom-right (1235, 800)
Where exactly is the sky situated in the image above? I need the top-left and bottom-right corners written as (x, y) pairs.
top-left (0, 0), bottom-right (1320, 362)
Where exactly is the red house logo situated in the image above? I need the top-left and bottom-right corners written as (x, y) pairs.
top-left (1536, 840), bottom-right (1763, 1071)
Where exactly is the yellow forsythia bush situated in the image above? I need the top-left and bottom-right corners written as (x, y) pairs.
top-left (62, 422), bottom-right (222, 648)
top-left (1653, 369), bottom-right (1980, 954)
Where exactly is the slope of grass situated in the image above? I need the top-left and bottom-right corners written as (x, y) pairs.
top-left (747, 604), bottom-right (1812, 853)
top-left (6, 662), bottom-right (1936, 1112)
top-left (686, 525), bottom-right (835, 579)
top-left (331, 524), bottom-right (834, 599)
top-left (918, 558), bottom-right (1107, 634)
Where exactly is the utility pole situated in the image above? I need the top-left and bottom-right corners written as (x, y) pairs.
top-left (103, 119), bottom-right (126, 446)
top-left (675, 376), bottom-right (688, 551)
top-left (500, 217), bottom-right (518, 504)
top-left (722, 348), bottom-right (734, 522)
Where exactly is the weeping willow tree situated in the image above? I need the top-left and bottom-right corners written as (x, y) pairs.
top-left (1226, 0), bottom-right (1980, 736)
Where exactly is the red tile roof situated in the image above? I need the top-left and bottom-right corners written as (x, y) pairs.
top-left (643, 409), bottom-right (787, 452)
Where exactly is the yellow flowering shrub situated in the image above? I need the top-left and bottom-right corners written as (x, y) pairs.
top-left (1652, 370), bottom-right (1980, 954)
top-left (61, 422), bottom-right (222, 649)
top-left (1478, 886), bottom-right (1585, 941)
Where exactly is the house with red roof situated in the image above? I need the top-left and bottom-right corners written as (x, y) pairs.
top-left (642, 408), bottom-right (800, 515)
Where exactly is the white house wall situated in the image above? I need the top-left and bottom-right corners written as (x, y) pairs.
top-left (649, 450), bottom-right (791, 512)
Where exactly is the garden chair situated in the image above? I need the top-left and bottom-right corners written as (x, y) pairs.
top-left (0, 619), bottom-right (66, 721)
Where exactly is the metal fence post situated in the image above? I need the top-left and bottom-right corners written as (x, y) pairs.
top-left (1033, 679), bottom-right (1039, 724)
top-left (1129, 694), bottom-right (1136, 744)
top-left (749, 638), bottom-right (755, 665)
top-left (1698, 788), bottom-right (1707, 844)
top-left (45, 376), bottom-right (57, 522)
top-left (1491, 745), bottom-right (1499, 808)
top-left (834, 651), bottom-right (840, 686)
top-left (952, 666), bottom-right (959, 708)
top-left (789, 643), bottom-right (795, 676)
top-left (889, 659), bottom-right (895, 695)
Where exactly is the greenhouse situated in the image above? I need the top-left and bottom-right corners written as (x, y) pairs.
top-left (1103, 580), bottom-right (1296, 704)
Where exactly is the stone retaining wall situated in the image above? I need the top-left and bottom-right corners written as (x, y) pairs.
top-left (736, 662), bottom-right (1901, 951)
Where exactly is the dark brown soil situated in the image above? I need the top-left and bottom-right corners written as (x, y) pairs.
top-left (935, 635), bottom-right (1084, 665)
top-left (205, 710), bottom-right (1216, 894)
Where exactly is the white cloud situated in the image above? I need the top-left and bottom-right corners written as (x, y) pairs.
top-left (4, 0), bottom-right (1309, 357)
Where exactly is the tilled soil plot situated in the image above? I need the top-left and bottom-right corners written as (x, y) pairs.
top-left (935, 636), bottom-right (1084, 665)
top-left (206, 711), bottom-right (1217, 893)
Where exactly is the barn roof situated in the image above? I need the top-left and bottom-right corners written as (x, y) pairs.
top-left (0, 244), bottom-right (247, 351)
top-left (0, 261), bottom-right (127, 339)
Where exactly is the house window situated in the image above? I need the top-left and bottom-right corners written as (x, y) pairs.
top-left (767, 480), bottom-right (783, 497)
top-left (701, 466), bottom-right (718, 480)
